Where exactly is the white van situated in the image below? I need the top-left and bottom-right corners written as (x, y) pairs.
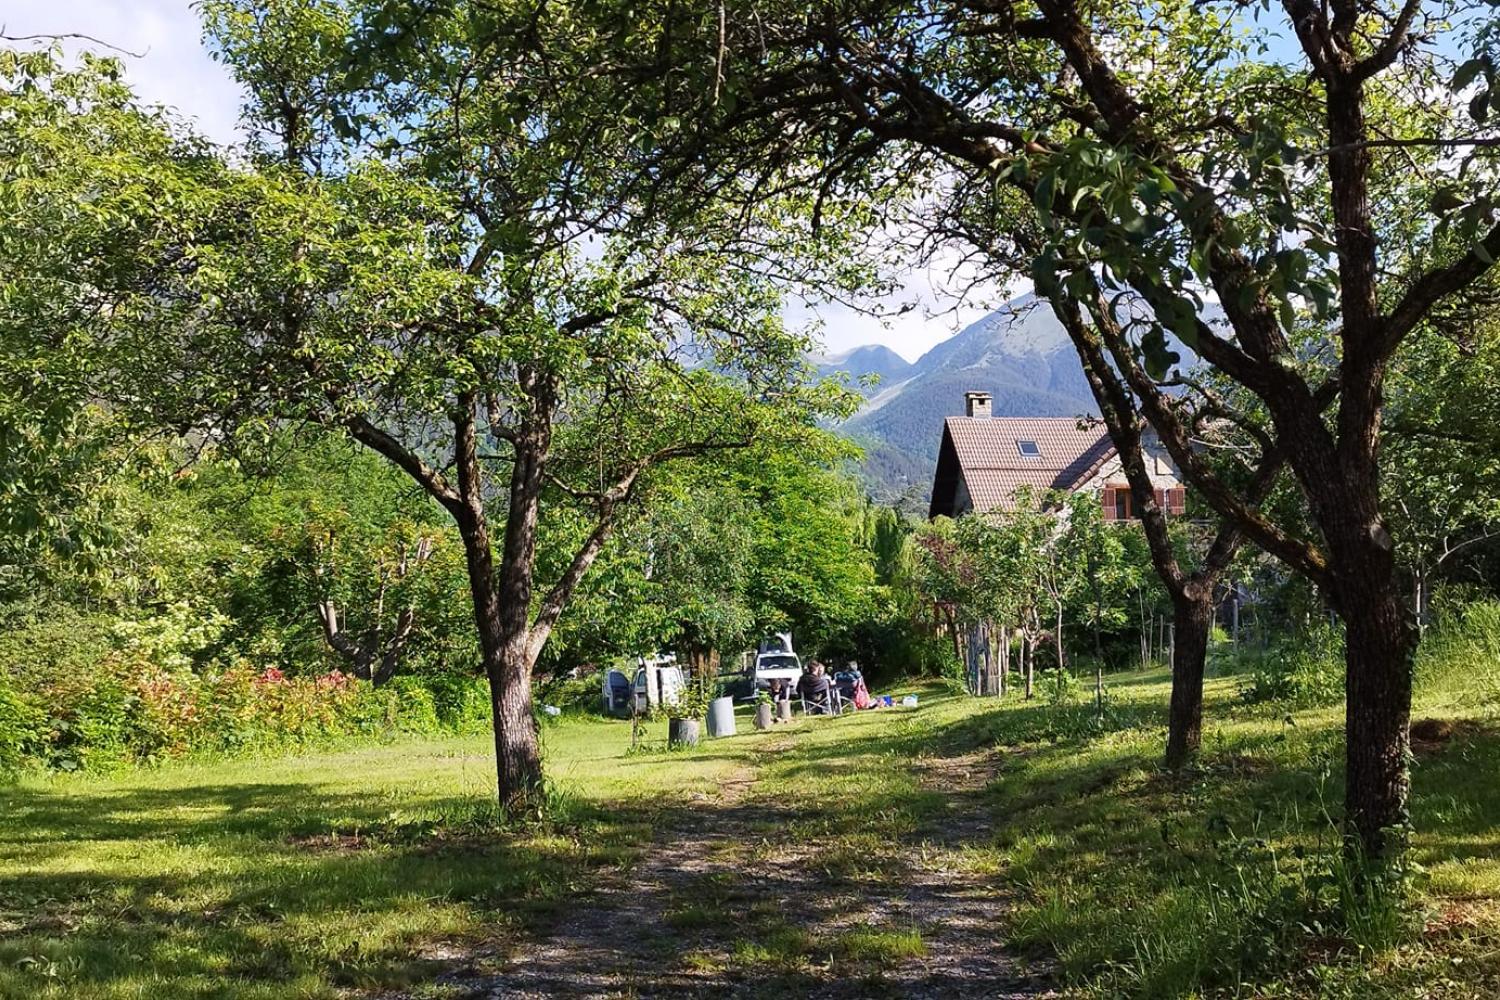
top-left (633, 655), bottom-right (685, 713)
top-left (747, 633), bottom-right (802, 691)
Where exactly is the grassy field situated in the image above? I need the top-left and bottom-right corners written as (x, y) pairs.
top-left (2, 648), bottom-right (1498, 998)
top-left (0, 719), bottom-right (754, 999)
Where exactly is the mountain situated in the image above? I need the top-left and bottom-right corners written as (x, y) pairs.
top-left (810, 344), bottom-right (913, 393)
top-left (820, 294), bottom-right (1102, 500)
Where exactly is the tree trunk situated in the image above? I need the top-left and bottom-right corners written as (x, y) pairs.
top-left (1412, 570), bottom-right (1432, 640)
top-left (458, 511), bottom-right (544, 814)
top-left (1092, 584), bottom-right (1104, 712)
top-left (1340, 573), bottom-right (1417, 862)
top-left (998, 628), bottom-right (1007, 697)
top-left (1054, 601), bottom-right (1065, 672)
top-left (487, 639), bottom-right (544, 811)
top-left (1164, 585), bottom-right (1215, 769)
top-left (456, 396), bottom-right (550, 815)
top-left (1232, 584), bottom-right (1241, 647)
top-left (1023, 637), bottom-right (1035, 699)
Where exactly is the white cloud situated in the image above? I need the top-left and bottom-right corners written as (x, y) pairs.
top-left (786, 246), bottom-right (1025, 363)
top-left (3, 0), bottom-right (246, 144)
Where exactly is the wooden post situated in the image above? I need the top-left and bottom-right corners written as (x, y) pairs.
top-left (1231, 585), bottom-right (1241, 647)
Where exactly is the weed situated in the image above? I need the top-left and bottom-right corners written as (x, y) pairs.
top-left (729, 924), bottom-right (813, 969)
top-left (832, 926), bottom-right (927, 965)
top-left (1039, 667), bottom-right (1081, 706)
top-left (1237, 620), bottom-right (1345, 708)
top-left (665, 904), bottom-right (727, 931)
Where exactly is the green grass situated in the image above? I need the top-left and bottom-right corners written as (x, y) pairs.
top-left (0, 715), bottom-right (761, 999)
top-left (831, 925), bottom-right (928, 964)
top-left (4, 641), bottom-right (1500, 999)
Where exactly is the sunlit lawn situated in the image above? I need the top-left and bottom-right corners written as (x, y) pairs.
top-left (2, 654), bottom-right (1498, 999)
top-left (0, 715), bottom-right (769, 999)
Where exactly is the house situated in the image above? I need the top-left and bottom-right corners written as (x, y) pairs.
top-left (928, 391), bottom-right (1186, 521)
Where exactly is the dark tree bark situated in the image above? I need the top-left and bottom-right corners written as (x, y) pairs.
top-left (454, 396), bottom-right (547, 812)
top-left (313, 536), bottom-right (431, 687)
top-left (344, 381), bottom-right (624, 814)
top-left (317, 601), bottom-right (415, 687)
top-left (1165, 584), bottom-right (1215, 768)
top-left (1048, 294), bottom-right (1267, 767)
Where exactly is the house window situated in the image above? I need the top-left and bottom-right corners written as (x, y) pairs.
top-left (1102, 485), bottom-right (1131, 521)
top-left (1017, 439), bottom-right (1040, 458)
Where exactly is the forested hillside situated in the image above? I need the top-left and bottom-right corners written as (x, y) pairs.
top-left (821, 294), bottom-right (1100, 497)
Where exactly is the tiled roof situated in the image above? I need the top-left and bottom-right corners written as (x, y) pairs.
top-left (944, 416), bottom-right (1114, 512)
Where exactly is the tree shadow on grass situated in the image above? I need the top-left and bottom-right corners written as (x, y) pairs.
top-left (0, 776), bottom-right (640, 1000)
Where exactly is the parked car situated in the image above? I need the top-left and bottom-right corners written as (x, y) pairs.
top-left (601, 668), bottom-right (633, 716)
top-left (633, 655), bottom-right (684, 714)
top-left (745, 633), bottom-right (802, 693)
top-left (601, 655), bottom-right (685, 716)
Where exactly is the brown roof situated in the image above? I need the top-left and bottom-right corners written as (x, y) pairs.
top-left (938, 416), bottom-right (1114, 514)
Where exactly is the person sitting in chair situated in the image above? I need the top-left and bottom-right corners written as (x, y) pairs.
top-left (799, 661), bottom-right (834, 715)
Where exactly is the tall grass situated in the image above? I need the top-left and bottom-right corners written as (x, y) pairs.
top-left (1415, 600), bottom-right (1500, 711)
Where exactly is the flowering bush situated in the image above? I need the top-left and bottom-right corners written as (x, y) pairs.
top-left (0, 652), bottom-right (487, 775)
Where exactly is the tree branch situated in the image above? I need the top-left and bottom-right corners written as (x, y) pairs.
top-left (1382, 222), bottom-right (1500, 354)
top-left (343, 414), bottom-right (464, 517)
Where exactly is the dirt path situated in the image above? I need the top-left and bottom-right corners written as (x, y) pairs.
top-left (387, 737), bottom-right (1052, 999)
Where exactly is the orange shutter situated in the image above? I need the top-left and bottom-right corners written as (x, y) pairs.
top-left (1101, 487), bottom-right (1117, 521)
top-left (1169, 487), bottom-right (1186, 515)
top-left (1153, 487), bottom-right (1166, 511)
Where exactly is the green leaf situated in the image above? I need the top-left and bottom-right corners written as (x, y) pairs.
top-left (1453, 57), bottom-right (1488, 92)
top-left (1033, 171), bottom-right (1056, 214)
top-left (1140, 325), bottom-right (1180, 381)
top-left (1031, 252), bottom-right (1060, 296)
top-left (1471, 89), bottom-right (1491, 124)
top-left (1161, 297), bottom-right (1200, 350)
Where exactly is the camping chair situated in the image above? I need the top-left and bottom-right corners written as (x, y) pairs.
top-left (832, 672), bottom-right (862, 714)
top-left (799, 678), bottom-right (841, 716)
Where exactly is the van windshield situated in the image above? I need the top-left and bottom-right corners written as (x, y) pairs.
top-left (757, 655), bottom-right (800, 671)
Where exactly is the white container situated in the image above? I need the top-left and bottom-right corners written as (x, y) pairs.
top-left (705, 695), bottom-right (737, 738)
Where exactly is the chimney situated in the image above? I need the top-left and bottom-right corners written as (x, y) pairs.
top-left (964, 391), bottom-right (993, 419)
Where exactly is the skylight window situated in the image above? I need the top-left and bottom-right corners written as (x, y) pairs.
top-left (1017, 439), bottom-right (1041, 458)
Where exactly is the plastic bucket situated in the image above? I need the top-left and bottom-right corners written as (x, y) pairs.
top-left (706, 695), bottom-right (737, 738)
top-left (668, 717), bottom-right (700, 747)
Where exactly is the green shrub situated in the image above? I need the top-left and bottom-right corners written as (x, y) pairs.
top-left (1416, 599), bottom-right (1500, 706)
top-left (49, 673), bottom-right (137, 771)
top-left (0, 678), bottom-right (44, 775)
top-left (384, 675), bottom-right (442, 734)
top-left (538, 672), bottom-right (608, 714)
top-left (0, 654), bottom-right (490, 774)
top-left (1040, 667), bottom-right (1081, 706)
top-left (423, 671), bottom-right (492, 731)
top-left (1237, 620), bottom-right (1344, 708)
top-left (0, 604), bottom-right (116, 688)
